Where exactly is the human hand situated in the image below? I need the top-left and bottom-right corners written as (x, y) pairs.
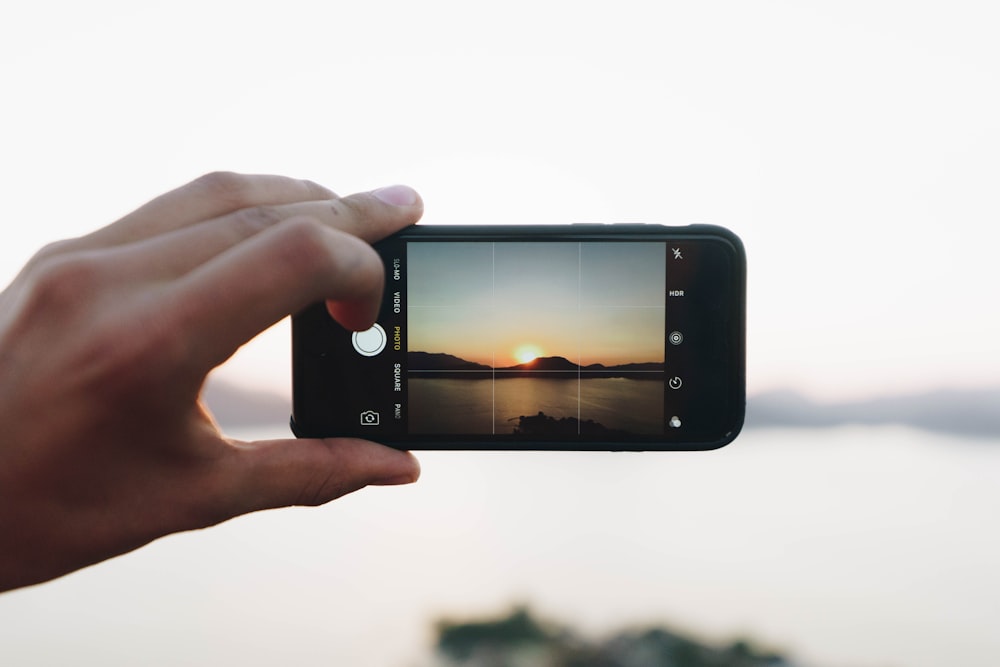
top-left (0, 172), bottom-right (423, 592)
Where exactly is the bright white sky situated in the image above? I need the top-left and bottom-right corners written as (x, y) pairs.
top-left (2, 0), bottom-right (998, 401)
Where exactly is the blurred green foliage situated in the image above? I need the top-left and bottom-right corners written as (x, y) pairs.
top-left (433, 606), bottom-right (795, 667)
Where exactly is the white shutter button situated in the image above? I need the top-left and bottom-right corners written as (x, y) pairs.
top-left (352, 323), bottom-right (387, 357)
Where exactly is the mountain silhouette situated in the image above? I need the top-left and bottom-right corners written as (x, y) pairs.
top-left (748, 387), bottom-right (1000, 440)
top-left (408, 351), bottom-right (491, 371)
top-left (502, 356), bottom-right (577, 371)
top-left (410, 352), bottom-right (664, 373)
top-left (585, 361), bottom-right (664, 372)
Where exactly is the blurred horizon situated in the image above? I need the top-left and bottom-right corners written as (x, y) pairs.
top-left (202, 374), bottom-right (1000, 441)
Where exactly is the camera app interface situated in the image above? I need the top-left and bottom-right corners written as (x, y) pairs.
top-left (403, 242), bottom-right (666, 436)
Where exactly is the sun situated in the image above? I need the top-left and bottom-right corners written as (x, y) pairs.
top-left (514, 344), bottom-right (543, 365)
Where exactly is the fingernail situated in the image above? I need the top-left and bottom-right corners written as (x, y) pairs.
top-left (372, 473), bottom-right (420, 486)
top-left (372, 184), bottom-right (419, 207)
top-left (373, 456), bottom-right (421, 486)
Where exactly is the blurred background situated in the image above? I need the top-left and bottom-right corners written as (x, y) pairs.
top-left (1, 1), bottom-right (998, 665)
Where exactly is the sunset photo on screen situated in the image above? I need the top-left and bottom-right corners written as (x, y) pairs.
top-left (406, 242), bottom-right (666, 435)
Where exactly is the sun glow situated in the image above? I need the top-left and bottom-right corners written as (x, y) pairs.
top-left (514, 344), bottom-right (543, 365)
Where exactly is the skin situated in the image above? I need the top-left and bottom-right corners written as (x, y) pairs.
top-left (0, 172), bottom-right (424, 592)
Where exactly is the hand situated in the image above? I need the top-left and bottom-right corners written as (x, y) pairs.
top-left (0, 172), bottom-right (424, 592)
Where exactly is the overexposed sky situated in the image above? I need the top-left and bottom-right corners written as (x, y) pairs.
top-left (2, 0), bottom-right (998, 400)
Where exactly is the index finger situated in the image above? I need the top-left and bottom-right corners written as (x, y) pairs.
top-left (77, 172), bottom-right (339, 250)
top-left (89, 186), bottom-right (425, 284)
top-left (168, 218), bottom-right (391, 374)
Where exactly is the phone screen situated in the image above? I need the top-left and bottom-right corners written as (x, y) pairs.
top-left (292, 225), bottom-right (745, 450)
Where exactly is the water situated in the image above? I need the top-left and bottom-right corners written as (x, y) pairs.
top-left (1, 426), bottom-right (998, 667)
top-left (409, 377), bottom-right (663, 434)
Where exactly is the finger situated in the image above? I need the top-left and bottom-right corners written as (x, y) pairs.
top-left (166, 217), bottom-right (387, 372)
top-left (68, 172), bottom-right (339, 252)
top-left (219, 438), bottom-right (420, 517)
top-left (93, 186), bottom-right (423, 282)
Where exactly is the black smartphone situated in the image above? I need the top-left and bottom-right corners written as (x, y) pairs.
top-left (291, 224), bottom-right (746, 451)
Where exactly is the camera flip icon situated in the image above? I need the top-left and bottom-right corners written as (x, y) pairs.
top-left (359, 410), bottom-right (380, 426)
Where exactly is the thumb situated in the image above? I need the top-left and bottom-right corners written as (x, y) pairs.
top-left (221, 438), bottom-right (420, 516)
